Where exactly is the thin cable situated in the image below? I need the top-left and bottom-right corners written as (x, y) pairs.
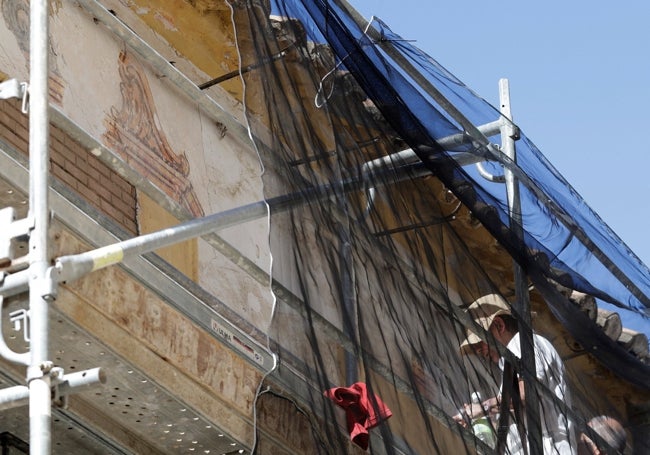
top-left (314, 29), bottom-right (364, 109)
top-left (249, 362), bottom-right (280, 454)
top-left (252, 387), bottom-right (331, 454)
top-left (227, 1), bottom-right (278, 349)
top-left (228, 4), bottom-right (280, 454)
top-left (363, 15), bottom-right (376, 35)
top-left (314, 54), bottom-right (350, 108)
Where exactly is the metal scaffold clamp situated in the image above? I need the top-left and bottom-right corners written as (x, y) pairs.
top-left (49, 365), bottom-right (106, 409)
top-left (26, 361), bottom-right (53, 383)
top-left (0, 78), bottom-right (29, 114)
top-left (0, 365), bottom-right (106, 412)
top-left (49, 366), bottom-right (102, 409)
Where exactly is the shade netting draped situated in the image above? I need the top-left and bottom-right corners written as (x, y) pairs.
top-left (227, 0), bottom-right (649, 453)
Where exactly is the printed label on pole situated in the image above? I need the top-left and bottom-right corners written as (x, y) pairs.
top-left (211, 319), bottom-right (264, 366)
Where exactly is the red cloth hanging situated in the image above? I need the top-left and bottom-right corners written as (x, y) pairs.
top-left (324, 382), bottom-right (392, 450)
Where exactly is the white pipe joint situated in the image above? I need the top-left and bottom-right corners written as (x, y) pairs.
top-left (56, 367), bottom-right (107, 394)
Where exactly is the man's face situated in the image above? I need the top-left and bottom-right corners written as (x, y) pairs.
top-left (487, 317), bottom-right (508, 362)
top-left (471, 316), bottom-right (509, 363)
top-left (472, 340), bottom-right (500, 364)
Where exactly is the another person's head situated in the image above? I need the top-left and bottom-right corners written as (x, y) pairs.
top-left (460, 294), bottom-right (518, 363)
top-left (578, 416), bottom-right (626, 454)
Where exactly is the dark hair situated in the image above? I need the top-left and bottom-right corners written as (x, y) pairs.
top-left (498, 314), bottom-right (519, 334)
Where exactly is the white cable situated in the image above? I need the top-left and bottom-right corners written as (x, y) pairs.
top-left (227, 2), bottom-right (278, 349)
top-left (314, 14), bottom-right (376, 109)
top-left (250, 353), bottom-right (279, 453)
top-left (314, 52), bottom-right (353, 108)
top-left (314, 63), bottom-right (339, 108)
top-left (363, 15), bottom-right (377, 35)
top-left (228, 4), bottom-right (280, 453)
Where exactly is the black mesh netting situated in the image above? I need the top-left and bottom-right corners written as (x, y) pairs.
top-left (225, 0), bottom-right (649, 453)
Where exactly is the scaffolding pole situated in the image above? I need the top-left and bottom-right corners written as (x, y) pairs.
top-left (500, 78), bottom-right (542, 455)
top-left (27, 0), bottom-right (52, 453)
top-left (0, 4), bottom-right (107, 452)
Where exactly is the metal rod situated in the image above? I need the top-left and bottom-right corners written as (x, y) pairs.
top-left (0, 159), bottom-right (417, 302)
top-left (500, 78), bottom-right (542, 455)
top-left (55, 200), bottom-right (270, 284)
top-left (52, 158), bottom-right (439, 289)
top-left (56, 367), bottom-right (107, 394)
top-left (335, 182), bottom-right (358, 385)
top-left (28, 0), bottom-right (52, 452)
top-left (361, 119), bottom-right (502, 175)
top-left (0, 270), bottom-right (30, 306)
top-left (0, 367), bottom-right (104, 413)
top-left (198, 48), bottom-right (289, 90)
top-left (0, 385), bottom-right (29, 411)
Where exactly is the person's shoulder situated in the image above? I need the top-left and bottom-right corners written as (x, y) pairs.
top-left (532, 332), bottom-right (551, 344)
top-left (532, 333), bottom-right (562, 358)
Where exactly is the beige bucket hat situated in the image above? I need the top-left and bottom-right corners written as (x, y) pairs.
top-left (460, 294), bottom-right (511, 354)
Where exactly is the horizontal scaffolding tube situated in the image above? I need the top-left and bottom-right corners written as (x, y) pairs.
top-left (55, 201), bottom-right (270, 284)
top-left (0, 385), bottom-right (28, 411)
top-left (54, 148), bottom-right (470, 288)
top-left (0, 368), bottom-right (105, 412)
top-left (56, 367), bottom-right (106, 395)
top-left (362, 119), bottom-right (502, 174)
top-left (0, 269), bottom-right (30, 299)
top-left (0, 153), bottom-right (438, 301)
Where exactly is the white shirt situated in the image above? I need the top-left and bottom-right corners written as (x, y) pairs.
top-left (500, 332), bottom-right (576, 455)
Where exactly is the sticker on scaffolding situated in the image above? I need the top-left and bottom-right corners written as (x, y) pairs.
top-left (211, 319), bottom-right (264, 366)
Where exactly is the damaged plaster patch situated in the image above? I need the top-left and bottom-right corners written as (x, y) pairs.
top-left (153, 10), bottom-right (178, 31)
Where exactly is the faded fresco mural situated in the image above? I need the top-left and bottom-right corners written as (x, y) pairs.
top-left (103, 50), bottom-right (204, 218)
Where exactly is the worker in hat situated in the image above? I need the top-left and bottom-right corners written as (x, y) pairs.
top-left (453, 294), bottom-right (577, 455)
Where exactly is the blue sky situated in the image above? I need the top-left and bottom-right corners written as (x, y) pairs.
top-left (350, 0), bottom-right (650, 270)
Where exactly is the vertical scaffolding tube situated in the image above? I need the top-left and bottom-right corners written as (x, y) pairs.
top-left (500, 79), bottom-right (542, 455)
top-left (28, 0), bottom-right (52, 453)
top-left (339, 224), bottom-right (358, 386)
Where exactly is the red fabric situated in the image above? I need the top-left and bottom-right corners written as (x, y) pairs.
top-left (324, 382), bottom-right (392, 450)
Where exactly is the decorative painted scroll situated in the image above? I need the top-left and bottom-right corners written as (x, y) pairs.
top-left (103, 51), bottom-right (204, 218)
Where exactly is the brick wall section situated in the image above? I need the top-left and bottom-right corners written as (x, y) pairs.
top-left (0, 99), bottom-right (138, 235)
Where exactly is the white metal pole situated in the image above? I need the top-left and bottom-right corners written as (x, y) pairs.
top-left (28, 0), bottom-right (52, 453)
top-left (499, 78), bottom-right (542, 455)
